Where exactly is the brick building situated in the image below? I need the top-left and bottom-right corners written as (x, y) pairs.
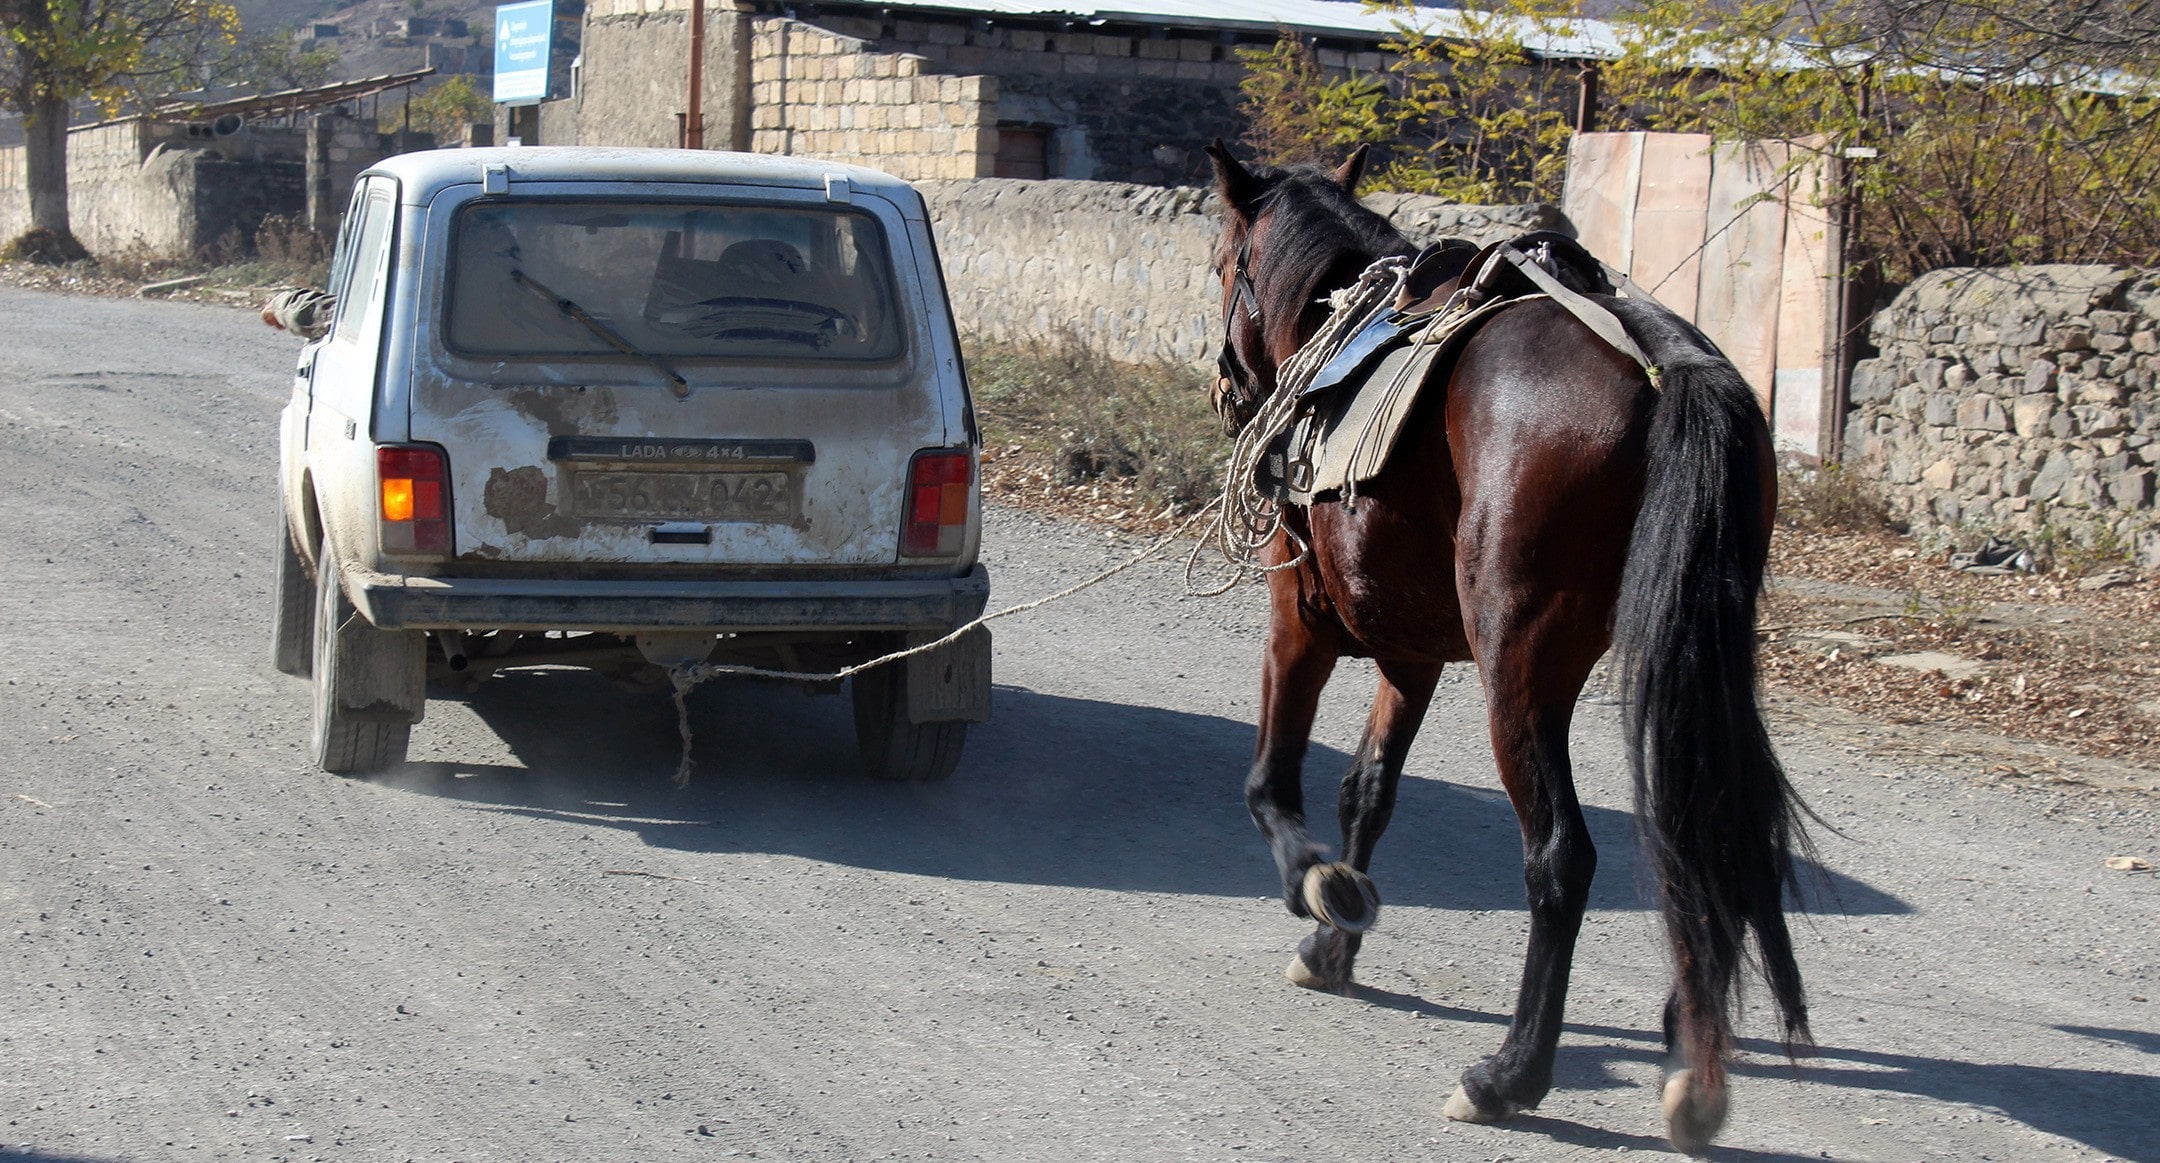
top-left (532, 0), bottom-right (1609, 184)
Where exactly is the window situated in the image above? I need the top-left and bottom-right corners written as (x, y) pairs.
top-left (322, 185), bottom-right (368, 310)
top-left (444, 200), bottom-right (905, 362)
top-left (333, 189), bottom-right (395, 346)
top-left (995, 125), bottom-right (1049, 180)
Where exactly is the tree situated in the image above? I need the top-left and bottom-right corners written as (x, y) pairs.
top-left (1238, 1), bottom-right (1587, 204)
top-left (0, 0), bottom-right (238, 261)
top-left (1235, 30), bottom-right (1388, 169)
top-left (1238, 0), bottom-right (2160, 276)
top-left (405, 75), bottom-right (493, 143)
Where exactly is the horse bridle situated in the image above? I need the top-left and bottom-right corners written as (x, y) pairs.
top-left (1212, 233), bottom-right (1266, 434)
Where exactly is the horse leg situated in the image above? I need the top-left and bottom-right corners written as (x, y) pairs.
top-left (1288, 659), bottom-right (1441, 990)
top-left (1245, 618), bottom-right (1341, 930)
top-left (1656, 987), bottom-right (1726, 1154)
top-left (1444, 643), bottom-right (1600, 1124)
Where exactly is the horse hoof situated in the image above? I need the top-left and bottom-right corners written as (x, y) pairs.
top-left (1661, 1069), bottom-right (1729, 1156)
top-left (1300, 862), bottom-right (1380, 932)
top-left (1442, 1084), bottom-right (1515, 1124)
top-left (1284, 953), bottom-right (1349, 991)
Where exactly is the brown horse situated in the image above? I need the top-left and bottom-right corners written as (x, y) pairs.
top-left (1204, 142), bottom-right (1814, 1155)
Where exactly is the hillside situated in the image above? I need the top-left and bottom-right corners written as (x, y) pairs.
top-left (236, 0), bottom-right (509, 87)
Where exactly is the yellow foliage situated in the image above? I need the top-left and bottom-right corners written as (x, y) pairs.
top-left (1234, 0), bottom-right (2160, 276)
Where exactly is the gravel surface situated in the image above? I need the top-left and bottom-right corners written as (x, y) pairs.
top-left (2, 286), bottom-right (2156, 1162)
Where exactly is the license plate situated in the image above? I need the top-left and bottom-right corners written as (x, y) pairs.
top-left (568, 470), bottom-right (796, 523)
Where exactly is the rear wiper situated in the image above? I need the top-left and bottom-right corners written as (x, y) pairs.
top-left (510, 268), bottom-right (691, 399)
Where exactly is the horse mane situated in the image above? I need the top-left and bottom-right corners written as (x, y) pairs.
top-left (1236, 164), bottom-right (1416, 346)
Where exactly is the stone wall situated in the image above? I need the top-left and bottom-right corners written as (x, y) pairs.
top-left (0, 114), bottom-right (419, 260)
top-left (557, 2), bottom-right (1383, 185)
top-left (920, 177), bottom-right (1568, 367)
top-left (544, 0), bottom-right (750, 150)
top-left (0, 121), bottom-right (306, 258)
top-left (307, 115), bottom-right (433, 235)
top-left (1846, 265), bottom-right (2160, 565)
top-left (760, 10), bottom-right (1383, 184)
top-left (748, 17), bottom-right (996, 182)
top-left (835, 14), bottom-right (1327, 184)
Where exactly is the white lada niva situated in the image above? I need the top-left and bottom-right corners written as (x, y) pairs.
top-left (272, 148), bottom-right (989, 780)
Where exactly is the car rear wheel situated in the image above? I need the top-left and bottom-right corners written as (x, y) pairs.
top-left (270, 508), bottom-right (314, 677)
top-left (851, 660), bottom-right (966, 782)
top-left (311, 542), bottom-right (421, 775)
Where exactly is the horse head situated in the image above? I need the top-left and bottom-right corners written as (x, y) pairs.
top-left (1203, 140), bottom-right (1401, 434)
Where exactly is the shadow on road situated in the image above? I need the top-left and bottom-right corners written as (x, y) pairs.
top-left (1349, 985), bottom-right (2159, 1162)
top-left (381, 670), bottom-right (1902, 916)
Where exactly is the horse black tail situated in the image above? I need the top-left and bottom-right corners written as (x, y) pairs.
top-left (1606, 299), bottom-right (1814, 1084)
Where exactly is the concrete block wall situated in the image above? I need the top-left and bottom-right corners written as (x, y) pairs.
top-left (919, 177), bottom-right (1567, 367)
top-left (0, 119), bottom-right (310, 259)
top-left (826, 15), bottom-right (1335, 184)
top-left (562, 0), bottom-right (749, 150)
top-left (308, 115), bottom-right (434, 236)
top-left (0, 122), bottom-right (195, 255)
top-left (748, 17), bottom-right (996, 181)
top-left (1847, 265), bottom-right (2160, 565)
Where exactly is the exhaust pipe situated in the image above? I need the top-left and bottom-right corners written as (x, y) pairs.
top-left (432, 630), bottom-right (469, 672)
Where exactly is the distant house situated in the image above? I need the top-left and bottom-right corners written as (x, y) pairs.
top-left (535, 0), bottom-right (1615, 184)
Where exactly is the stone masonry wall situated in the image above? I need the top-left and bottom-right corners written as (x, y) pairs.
top-left (307, 115), bottom-right (433, 236)
top-left (551, 0), bottom-right (750, 150)
top-left (796, 10), bottom-right (1384, 185)
top-left (920, 177), bottom-right (1568, 367)
top-left (0, 121), bottom-right (279, 257)
top-left (1846, 265), bottom-right (2160, 566)
top-left (748, 17), bottom-right (996, 181)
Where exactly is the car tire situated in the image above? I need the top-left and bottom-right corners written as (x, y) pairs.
top-left (271, 507), bottom-right (314, 678)
top-left (851, 660), bottom-right (965, 782)
top-left (311, 542), bottom-right (417, 775)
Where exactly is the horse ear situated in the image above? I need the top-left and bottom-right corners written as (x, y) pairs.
top-left (1332, 144), bottom-right (1370, 193)
top-left (1206, 138), bottom-right (1258, 212)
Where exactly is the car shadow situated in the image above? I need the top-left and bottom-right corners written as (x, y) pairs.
top-left (382, 670), bottom-right (1902, 916)
top-left (1348, 985), bottom-right (2160, 1162)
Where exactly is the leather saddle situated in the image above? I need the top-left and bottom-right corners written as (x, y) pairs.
top-left (1273, 231), bottom-right (1629, 504)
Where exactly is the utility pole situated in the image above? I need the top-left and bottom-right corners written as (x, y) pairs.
top-left (686, 0), bottom-right (706, 149)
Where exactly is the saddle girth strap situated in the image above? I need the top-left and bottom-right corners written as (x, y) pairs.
top-left (1486, 246), bottom-right (1663, 391)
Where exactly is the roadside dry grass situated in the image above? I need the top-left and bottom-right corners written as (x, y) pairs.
top-left (968, 338), bottom-right (1223, 527)
top-left (0, 215), bottom-right (327, 306)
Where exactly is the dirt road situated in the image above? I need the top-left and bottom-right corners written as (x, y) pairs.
top-left (1, 287), bottom-right (2155, 1162)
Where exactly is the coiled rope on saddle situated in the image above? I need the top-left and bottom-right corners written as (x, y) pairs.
top-left (1188, 254), bottom-right (1411, 596)
top-left (1187, 239), bottom-right (1668, 596)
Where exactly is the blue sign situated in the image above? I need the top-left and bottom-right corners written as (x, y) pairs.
top-left (493, 0), bottom-right (553, 104)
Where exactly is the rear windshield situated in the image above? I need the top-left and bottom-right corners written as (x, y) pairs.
top-left (444, 200), bottom-right (905, 362)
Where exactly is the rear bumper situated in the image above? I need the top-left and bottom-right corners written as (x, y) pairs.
top-left (347, 564), bottom-right (991, 634)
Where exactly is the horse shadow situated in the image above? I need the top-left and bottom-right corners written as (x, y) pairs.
top-left (382, 670), bottom-right (1900, 916)
top-left (1349, 988), bottom-right (2160, 1162)
top-left (367, 673), bottom-right (2160, 1158)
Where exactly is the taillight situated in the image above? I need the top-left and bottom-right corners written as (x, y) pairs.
top-left (902, 449), bottom-right (972, 556)
top-left (378, 445), bottom-right (450, 553)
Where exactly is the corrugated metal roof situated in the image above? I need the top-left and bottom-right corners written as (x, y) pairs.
top-left (847, 0), bottom-right (1630, 60)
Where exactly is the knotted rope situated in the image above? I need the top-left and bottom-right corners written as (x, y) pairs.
top-left (1187, 255), bottom-right (1411, 596)
top-left (666, 498), bottom-right (1223, 786)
